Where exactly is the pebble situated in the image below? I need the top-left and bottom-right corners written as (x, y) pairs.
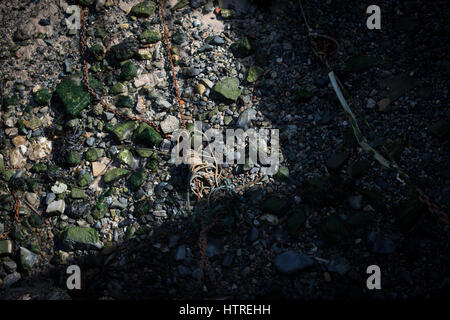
top-left (274, 251), bottom-right (314, 275)
top-left (46, 200), bottom-right (66, 214)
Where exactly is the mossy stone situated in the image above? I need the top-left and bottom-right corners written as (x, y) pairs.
top-left (33, 88), bottom-right (52, 106)
top-left (132, 122), bottom-right (162, 146)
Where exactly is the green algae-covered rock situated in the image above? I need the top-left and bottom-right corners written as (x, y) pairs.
top-left (104, 167), bottom-right (130, 183)
top-left (120, 61), bottom-right (137, 81)
top-left (129, 170), bottom-right (147, 190)
top-left (111, 121), bottom-right (138, 141)
top-left (89, 43), bottom-right (106, 61)
top-left (132, 122), bottom-right (162, 146)
top-left (55, 73), bottom-right (100, 117)
top-left (109, 40), bottom-right (137, 61)
top-left (63, 226), bottom-right (102, 250)
top-left (85, 147), bottom-right (104, 162)
top-left (214, 77), bottom-right (242, 102)
top-left (232, 37), bottom-right (252, 57)
top-left (130, 1), bottom-right (157, 18)
top-left (33, 88), bottom-right (52, 106)
top-left (246, 66), bottom-right (263, 83)
top-left (118, 149), bottom-right (134, 166)
top-left (116, 94), bottom-right (134, 108)
top-left (139, 29), bottom-right (160, 44)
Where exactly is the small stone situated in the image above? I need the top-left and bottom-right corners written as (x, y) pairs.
top-left (51, 181), bottom-right (68, 194)
top-left (274, 251), bottom-right (314, 275)
top-left (92, 161), bottom-right (107, 177)
top-left (116, 95), bottom-right (134, 108)
top-left (139, 29), bottom-right (160, 44)
top-left (160, 115), bottom-right (179, 134)
top-left (174, 245), bottom-right (186, 261)
top-left (129, 170), bottom-right (147, 190)
top-left (46, 200), bottom-right (66, 214)
top-left (66, 150), bottom-right (81, 166)
top-left (348, 195), bottom-right (363, 210)
top-left (246, 66), bottom-right (263, 83)
top-left (0, 240), bottom-right (13, 255)
top-left (328, 257), bottom-right (351, 275)
top-left (196, 83), bottom-right (206, 95)
top-left (20, 247), bottom-right (38, 270)
top-left (377, 98), bottom-right (391, 112)
top-left (70, 188), bottom-right (85, 199)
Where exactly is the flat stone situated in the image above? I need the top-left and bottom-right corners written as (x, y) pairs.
top-left (92, 161), bottom-right (107, 177)
top-left (214, 77), bottom-right (242, 102)
top-left (274, 251), bottom-right (314, 275)
top-left (63, 226), bottom-right (102, 250)
top-left (130, 1), bottom-right (156, 18)
top-left (104, 167), bottom-right (130, 183)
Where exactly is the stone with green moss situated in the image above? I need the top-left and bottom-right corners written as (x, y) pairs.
top-left (214, 77), bottom-right (242, 102)
top-left (133, 122), bottom-right (162, 146)
top-left (286, 209), bottom-right (306, 236)
top-left (109, 41), bottom-right (137, 61)
top-left (172, 0), bottom-right (188, 10)
top-left (110, 82), bottom-right (126, 95)
top-left (220, 8), bottom-right (235, 19)
top-left (30, 162), bottom-right (47, 173)
top-left (232, 37), bottom-right (252, 57)
top-left (116, 95), bottom-right (134, 108)
top-left (246, 66), bottom-right (263, 83)
top-left (104, 168), bottom-right (130, 183)
top-left (134, 148), bottom-right (155, 158)
top-left (63, 226), bottom-right (102, 249)
top-left (129, 170), bottom-right (147, 190)
top-left (139, 29), bottom-right (160, 44)
top-left (66, 150), bottom-right (81, 166)
top-left (78, 171), bottom-right (93, 187)
top-left (118, 149), bottom-right (134, 166)
top-left (93, 200), bottom-right (108, 220)
top-left (33, 88), bottom-right (52, 106)
top-left (85, 147), bottom-right (104, 162)
top-left (130, 1), bottom-right (156, 18)
top-left (2, 95), bottom-right (19, 108)
top-left (70, 188), bottom-right (85, 199)
top-left (295, 90), bottom-right (313, 102)
top-left (120, 61), bottom-right (137, 81)
top-left (55, 73), bottom-right (100, 117)
top-left (89, 43), bottom-right (106, 61)
top-left (275, 166), bottom-right (289, 181)
top-left (111, 121), bottom-right (137, 141)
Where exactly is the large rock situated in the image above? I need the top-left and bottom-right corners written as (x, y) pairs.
top-left (214, 77), bottom-right (242, 102)
top-left (274, 251), bottom-right (314, 275)
top-left (62, 226), bottom-right (102, 250)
